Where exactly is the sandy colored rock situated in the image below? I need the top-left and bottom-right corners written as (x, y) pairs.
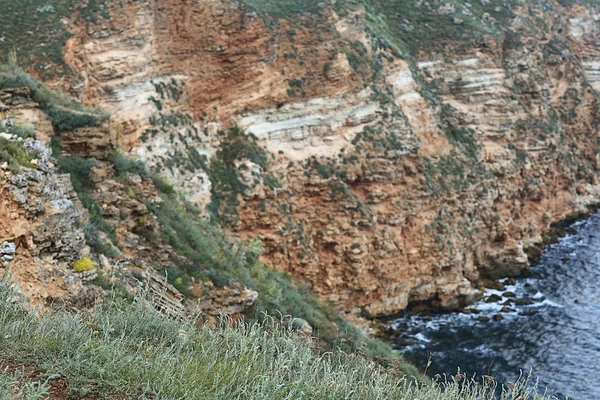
top-left (9, 0), bottom-right (600, 318)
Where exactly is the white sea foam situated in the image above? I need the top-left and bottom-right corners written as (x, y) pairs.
top-left (415, 333), bottom-right (432, 343)
top-left (476, 302), bottom-right (504, 312)
top-left (533, 291), bottom-right (545, 299)
top-left (529, 299), bottom-right (564, 308)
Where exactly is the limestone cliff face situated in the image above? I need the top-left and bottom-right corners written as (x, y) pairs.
top-left (0, 87), bottom-right (261, 319)
top-left (26, 0), bottom-right (600, 317)
top-left (0, 90), bottom-right (99, 308)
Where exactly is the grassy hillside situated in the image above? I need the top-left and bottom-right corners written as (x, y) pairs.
top-left (0, 279), bottom-right (555, 399)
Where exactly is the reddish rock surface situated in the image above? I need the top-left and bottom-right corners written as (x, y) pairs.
top-left (15, 0), bottom-right (600, 318)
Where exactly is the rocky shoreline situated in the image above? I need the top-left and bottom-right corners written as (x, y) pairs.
top-left (381, 210), bottom-right (600, 398)
top-left (526, 204), bottom-right (600, 263)
top-left (374, 205), bottom-right (600, 341)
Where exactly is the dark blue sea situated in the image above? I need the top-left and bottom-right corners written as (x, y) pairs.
top-left (389, 213), bottom-right (600, 399)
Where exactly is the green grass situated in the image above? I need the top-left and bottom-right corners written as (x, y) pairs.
top-left (0, 277), bottom-right (557, 399)
top-left (9, 124), bottom-right (37, 140)
top-left (0, 369), bottom-right (50, 400)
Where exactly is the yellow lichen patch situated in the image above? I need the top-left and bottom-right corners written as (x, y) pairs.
top-left (73, 257), bottom-right (95, 272)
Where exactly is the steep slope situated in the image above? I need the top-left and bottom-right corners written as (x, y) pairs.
top-left (2, 0), bottom-right (600, 321)
top-left (0, 73), bottom-right (408, 366)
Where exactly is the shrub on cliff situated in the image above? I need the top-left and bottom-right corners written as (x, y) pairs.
top-left (0, 278), bottom-right (557, 399)
top-left (110, 150), bottom-right (149, 178)
top-left (45, 104), bottom-right (105, 132)
top-left (0, 137), bottom-right (33, 173)
top-left (73, 257), bottom-right (95, 273)
top-left (10, 123), bottom-right (37, 139)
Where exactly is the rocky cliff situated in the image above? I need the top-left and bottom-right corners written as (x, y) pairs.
top-left (0, 86), bottom-right (260, 321)
top-left (0, 88), bottom-right (99, 308)
top-left (2, 0), bottom-right (600, 321)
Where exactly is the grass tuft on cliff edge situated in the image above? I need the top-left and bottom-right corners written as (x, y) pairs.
top-left (0, 137), bottom-right (34, 173)
top-left (0, 278), bottom-right (556, 399)
top-left (0, 56), bottom-right (109, 131)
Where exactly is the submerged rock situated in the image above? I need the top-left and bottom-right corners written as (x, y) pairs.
top-left (481, 279), bottom-right (506, 291)
top-left (514, 298), bottom-right (535, 306)
top-left (519, 310), bottom-right (539, 317)
top-left (504, 278), bottom-right (517, 286)
top-left (485, 294), bottom-right (502, 303)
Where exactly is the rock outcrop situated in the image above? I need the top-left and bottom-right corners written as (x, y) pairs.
top-left (0, 135), bottom-right (100, 309)
top-left (0, 89), bottom-right (260, 320)
top-left (5, 0), bottom-right (600, 318)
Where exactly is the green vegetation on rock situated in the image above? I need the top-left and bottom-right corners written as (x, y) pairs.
top-left (207, 127), bottom-right (279, 225)
top-left (0, 137), bottom-right (34, 173)
top-left (238, 0), bottom-right (329, 19)
top-left (9, 124), bottom-right (37, 139)
top-left (238, 0), bottom-right (516, 56)
top-left (0, 0), bottom-right (111, 79)
top-left (52, 141), bottom-right (120, 257)
top-left (361, 0), bottom-right (516, 55)
top-left (0, 58), bottom-right (109, 131)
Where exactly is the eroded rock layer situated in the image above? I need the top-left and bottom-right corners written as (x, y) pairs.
top-left (22, 0), bottom-right (600, 317)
